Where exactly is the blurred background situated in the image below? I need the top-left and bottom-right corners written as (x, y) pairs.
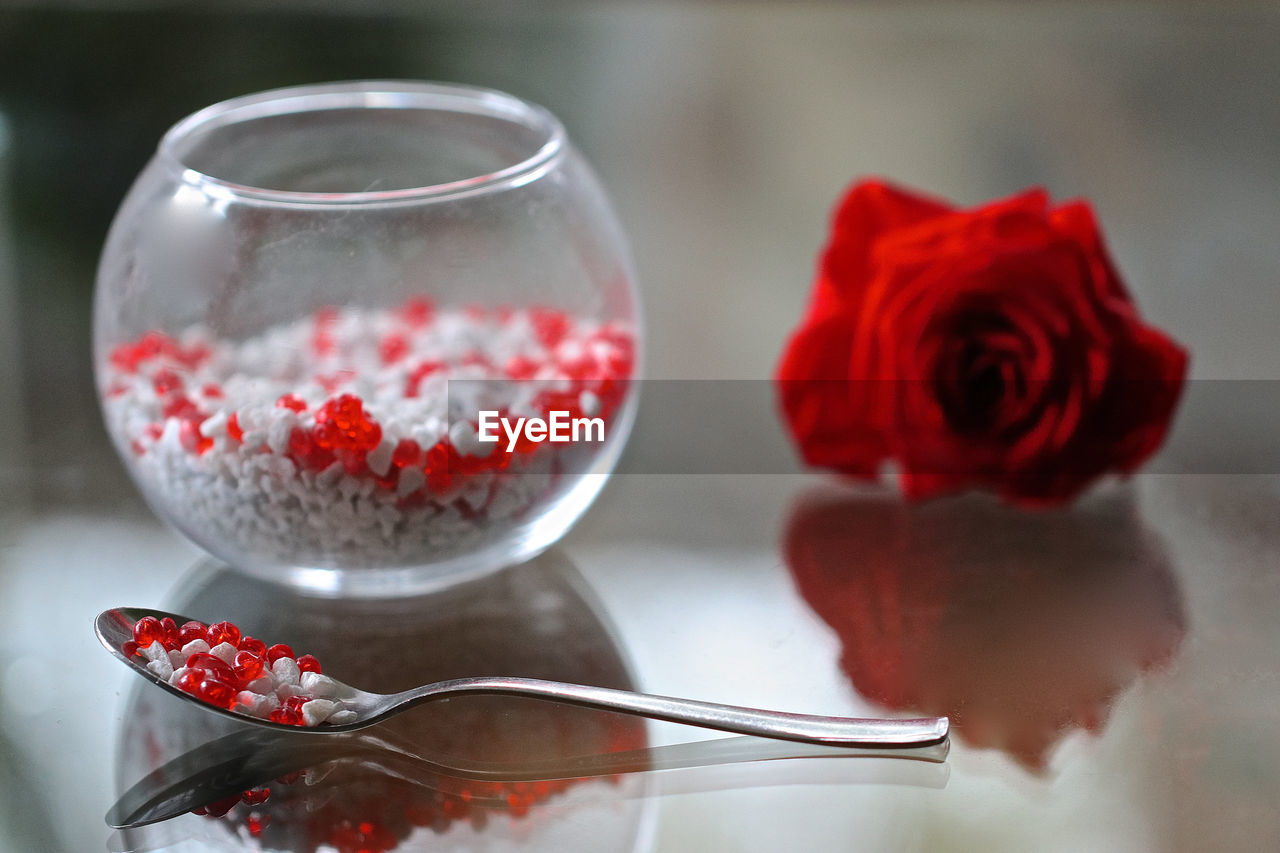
top-left (3, 2), bottom-right (1280, 851)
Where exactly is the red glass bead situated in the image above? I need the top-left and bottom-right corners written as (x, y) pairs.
top-left (424, 441), bottom-right (454, 493)
top-left (240, 788), bottom-right (270, 806)
top-left (380, 333), bottom-right (409, 365)
top-left (530, 307), bottom-right (569, 349)
top-left (276, 394), bottom-right (307, 412)
top-left (226, 412), bottom-right (243, 443)
top-left (178, 418), bottom-right (212, 454)
top-left (121, 640), bottom-right (139, 658)
top-left (132, 616), bottom-right (164, 648)
top-left (186, 653), bottom-right (236, 683)
top-left (504, 355), bottom-right (540, 380)
top-left (201, 383), bottom-right (223, 399)
top-left (196, 678), bottom-right (235, 709)
top-left (151, 368), bottom-right (184, 396)
top-left (159, 617), bottom-right (180, 650)
top-left (400, 296), bottom-right (435, 327)
top-left (232, 651), bottom-right (264, 683)
top-left (404, 361), bottom-right (444, 398)
top-left (269, 706), bottom-right (303, 726)
top-left (178, 620), bottom-right (207, 646)
top-left (175, 669), bottom-right (203, 695)
top-left (204, 793), bottom-right (240, 817)
top-left (296, 655), bottom-right (322, 674)
top-left (239, 636), bottom-right (267, 657)
top-left (162, 395), bottom-right (202, 421)
top-left (247, 814), bottom-right (268, 837)
top-left (266, 643), bottom-right (294, 664)
top-left (391, 438), bottom-right (422, 469)
top-left (283, 695), bottom-right (309, 712)
top-left (313, 394), bottom-right (382, 453)
top-left (206, 620), bottom-right (242, 648)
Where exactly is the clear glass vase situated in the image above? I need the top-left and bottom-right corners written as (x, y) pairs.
top-left (94, 81), bottom-right (641, 596)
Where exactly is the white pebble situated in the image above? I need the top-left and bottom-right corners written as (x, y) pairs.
top-left (208, 642), bottom-right (238, 664)
top-left (327, 709), bottom-right (358, 725)
top-left (141, 640), bottom-right (168, 663)
top-left (275, 682), bottom-right (305, 700)
top-left (300, 671), bottom-right (340, 699)
top-left (366, 439), bottom-right (394, 477)
top-left (245, 674), bottom-right (275, 694)
top-left (199, 411), bottom-right (228, 439)
top-left (146, 657), bottom-right (174, 681)
top-left (167, 650), bottom-right (187, 669)
top-left (396, 466), bottom-right (425, 498)
top-left (301, 699), bottom-right (337, 726)
top-left (180, 639), bottom-right (210, 657)
top-left (272, 657), bottom-right (301, 686)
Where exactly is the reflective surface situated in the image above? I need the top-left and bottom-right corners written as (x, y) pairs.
top-left (4, 3), bottom-right (1280, 851)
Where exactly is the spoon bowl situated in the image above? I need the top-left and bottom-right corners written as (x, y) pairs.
top-left (98, 606), bottom-right (949, 748)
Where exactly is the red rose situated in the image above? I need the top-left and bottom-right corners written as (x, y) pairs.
top-left (776, 179), bottom-right (1188, 506)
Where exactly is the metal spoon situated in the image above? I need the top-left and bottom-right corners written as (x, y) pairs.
top-left (97, 606), bottom-right (948, 748)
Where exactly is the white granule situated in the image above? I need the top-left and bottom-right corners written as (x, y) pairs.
top-left (102, 303), bottom-right (632, 570)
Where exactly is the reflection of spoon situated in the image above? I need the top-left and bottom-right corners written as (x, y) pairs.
top-left (98, 606), bottom-right (949, 747)
top-left (108, 726), bottom-right (951, 829)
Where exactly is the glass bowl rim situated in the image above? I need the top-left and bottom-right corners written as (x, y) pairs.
top-left (157, 80), bottom-right (566, 208)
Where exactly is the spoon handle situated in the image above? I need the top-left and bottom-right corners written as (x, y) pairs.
top-left (392, 677), bottom-right (948, 748)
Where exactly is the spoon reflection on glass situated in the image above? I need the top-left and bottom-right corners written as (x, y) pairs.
top-left (97, 607), bottom-right (949, 748)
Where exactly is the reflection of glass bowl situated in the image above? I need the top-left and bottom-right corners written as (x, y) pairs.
top-left (114, 550), bottom-right (653, 852)
top-left (93, 81), bottom-right (641, 596)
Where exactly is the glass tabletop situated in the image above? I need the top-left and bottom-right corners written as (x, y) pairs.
top-left (2, 3), bottom-right (1279, 851)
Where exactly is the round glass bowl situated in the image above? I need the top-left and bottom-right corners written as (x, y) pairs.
top-left (94, 81), bottom-right (641, 596)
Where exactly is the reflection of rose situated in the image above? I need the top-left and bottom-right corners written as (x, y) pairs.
top-left (776, 179), bottom-right (1188, 506)
top-left (784, 486), bottom-right (1185, 770)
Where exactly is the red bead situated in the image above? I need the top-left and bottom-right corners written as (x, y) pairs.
top-left (266, 644), bottom-right (294, 664)
top-left (206, 620), bottom-right (242, 648)
top-left (380, 333), bottom-right (409, 365)
top-left (505, 355), bottom-right (540, 380)
top-left (530, 307), bottom-right (570, 349)
top-left (178, 620), bottom-right (207, 646)
top-left (121, 641), bottom-right (139, 658)
top-left (269, 706), bottom-right (303, 726)
top-left (204, 794), bottom-right (240, 817)
top-left (391, 438), bottom-right (422, 469)
top-left (247, 814), bottom-right (268, 837)
top-left (201, 383), bottom-right (223, 398)
top-left (225, 412), bottom-right (243, 443)
top-left (178, 418), bottom-right (212, 454)
top-left (232, 651), bottom-right (264, 683)
top-left (313, 394), bottom-right (381, 453)
top-left (156, 618), bottom-right (178, 650)
top-left (276, 394), bottom-right (307, 412)
top-left (404, 361), bottom-right (444, 398)
top-left (151, 368), bottom-right (184, 396)
top-left (186, 653), bottom-right (236, 684)
top-left (196, 678), bottom-right (236, 709)
top-left (162, 395), bottom-right (202, 421)
top-left (175, 669), bottom-right (203, 695)
top-left (400, 296), bottom-right (435, 327)
top-left (239, 636), bottom-right (267, 657)
top-left (240, 788), bottom-right (270, 806)
top-left (296, 655), bottom-right (322, 674)
top-left (132, 616), bottom-right (164, 648)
